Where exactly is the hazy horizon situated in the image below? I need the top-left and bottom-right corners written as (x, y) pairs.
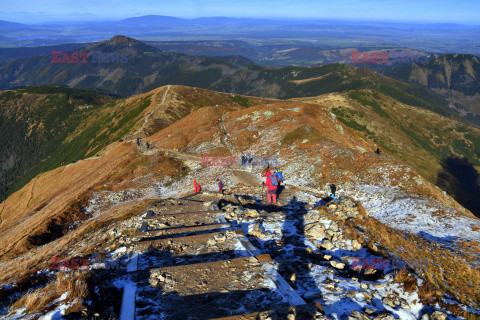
top-left (1, 0), bottom-right (479, 25)
top-left (2, 15), bottom-right (480, 27)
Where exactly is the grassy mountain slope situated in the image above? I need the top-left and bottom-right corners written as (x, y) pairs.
top-left (298, 90), bottom-right (480, 195)
top-left (384, 54), bottom-right (480, 115)
top-left (2, 36), bottom-right (476, 127)
top-left (0, 86), bottom-right (115, 201)
top-left (0, 85), bottom-right (267, 203)
top-left (1, 85), bottom-right (480, 316)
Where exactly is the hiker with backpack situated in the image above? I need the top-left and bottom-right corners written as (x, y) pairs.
top-left (375, 146), bottom-right (381, 155)
top-left (217, 178), bottom-right (224, 194)
top-left (263, 169), bottom-right (279, 204)
top-left (194, 180), bottom-right (202, 193)
top-left (329, 184), bottom-right (337, 199)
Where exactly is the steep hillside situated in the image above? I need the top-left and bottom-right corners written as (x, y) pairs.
top-left (1, 86), bottom-right (480, 319)
top-left (0, 84), bottom-right (266, 202)
top-left (0, 86), bottom-right (115, 201)
top-left (385, 54), bottom-right (480, 115)
top-left (298, 90), bottom-right (480, 216)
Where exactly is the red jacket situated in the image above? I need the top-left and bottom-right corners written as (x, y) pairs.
top-left (194, 181), bottom-right (201, 193)
top-left (264, 171), bottom-right (278, 190)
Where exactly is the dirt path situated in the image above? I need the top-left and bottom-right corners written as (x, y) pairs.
top-left (133, 85), bottom-right (172, 138)
top-left (119, 196), bottom-right (322, 319)
top-left (218, 112), bottom-right (241, 155)
top-left (231, 168), bottom-right (262, 187)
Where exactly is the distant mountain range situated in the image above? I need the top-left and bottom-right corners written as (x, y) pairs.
top-left (0, 15), bottom-right (479, 56)
top-left (1, 36), bottom-right (479, 127)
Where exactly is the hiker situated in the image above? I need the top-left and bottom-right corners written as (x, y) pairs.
top-left (194, 180), bottom-right (202, 193)
top-left (136, 138), bottom-right (141, 146)
top-left (375, 146), bottom-right (381, 155)
top-left (241, 155), bottom-right (247, 166)
top-left (329, 184), bottom-right (337, 199)
top-left (263, 169), bottom-right (279, 204)
top-left (217, 178), bottom-right (224, 194)
top-left (262, 165), bottom-right (270, 176)
top-left (273, 167), bottom-right (283, 185)
top-left (146, 141), bottom-right (151, 149)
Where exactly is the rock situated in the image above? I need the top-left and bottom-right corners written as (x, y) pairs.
top-left (431, 311), bottom-right (447, 320)
top-left (364, 308), bottom-right (376, 315)
top-left (361, 283), bottom-right (368, 290)
top-left (348, 310), bottom-right (370, 320)
top-left (421, 314), bottom-right (430, 320)
top-left (329, 222), bottom-right (339, 232)
top-left (368, 243), bottom-right (379, 253)
top-left (91, 262), bottom-right (106, 269)
top-left (149, 278), bottom-right (159, 286)
top-left (287, 314), bottom-right (296, 320)
top-left (289, 273), bottom-right (297, 282)
top-left (321, 240), bottom-right (335, 251)
top-left (207, 239), bottom-right (216, 246)
top-left (324, 283), bottom-right (335, 290)
top-left (399, 299), bottom-right (411, 310)
top-left (373, 315), bottom-right (395, 320)
top-left (325, 230), bottom-right (335, 237)
top-left (214, 234), bottom-right (227, 242)
top-left (340, 256), bottom-right (350, 264)
top-left (246, 209), bottom-right (260, 218)
top-left (364, 268), bottom-right (377, 276)
top-left (329, 204), bottom-right (337, 210)
top-left (305, 223), bottom-right (327, 239)
top-left (330, 261), bottom-right (345, 269)
top-left (351, 240), bottom-right (362, 251)
top-left (323, 254), bottom-right (332, 260)
top-left (302, 291), bottom-right (323, 302)
top-left (382, 297), bottom-right (397, 308)
top-left (362, 292), bottom-right (373, 301)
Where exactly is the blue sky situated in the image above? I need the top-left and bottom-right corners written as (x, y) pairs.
top-left (1, 0), bottom-right (479, 24)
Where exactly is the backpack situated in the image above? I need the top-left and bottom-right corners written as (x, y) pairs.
top-left (275, 171), bottom-right (283, 182)
top-left (270, 175), bottom-right (279, 186)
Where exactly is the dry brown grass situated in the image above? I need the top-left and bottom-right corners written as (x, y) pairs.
top-left (9, 271), bottom-right (91, 316)
top-left (394, 269), bottom-right (418, 293)
top-left (347, 201), bottom-right (480, 310)
top-left (0, 142), bottom-right (138, 260)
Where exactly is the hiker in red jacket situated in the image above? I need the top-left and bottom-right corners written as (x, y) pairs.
top-left (194, 180), bottom-right (202, 193)
top-left (263, 170), bottom-right (279, 204)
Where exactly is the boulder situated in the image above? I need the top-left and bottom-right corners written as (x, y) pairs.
top-left (351, 240), bottom-right (362, 251)
top-left (330, 261), bottom-right (345, 269)
top-left (246, 209), bottom-right (260, 218)
top-left (321, 240), bottom-right (335, 251)
top-left (431, 311), bottom-right (447, 320)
